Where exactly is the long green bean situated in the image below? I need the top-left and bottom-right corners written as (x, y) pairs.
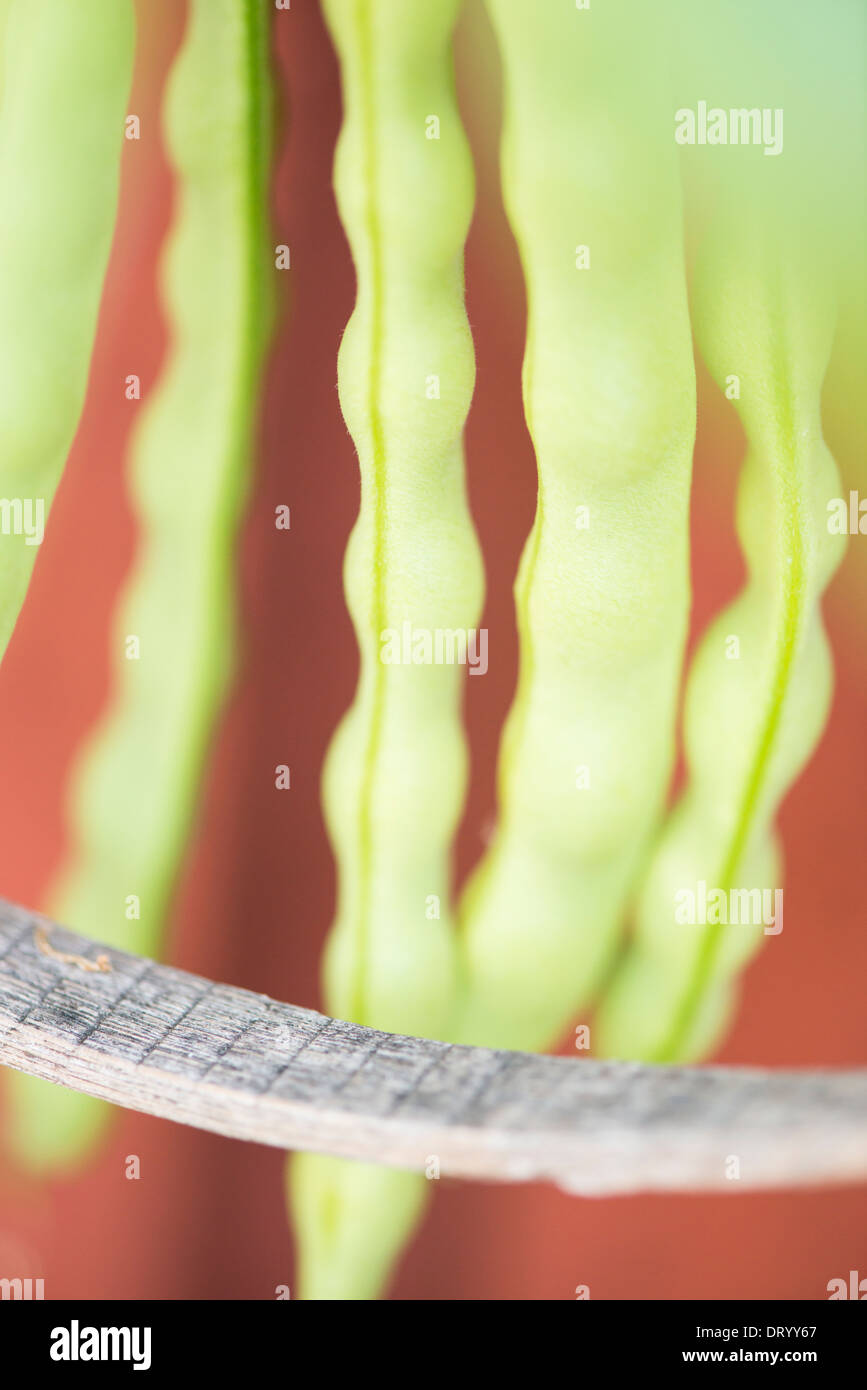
top-left (0, 0), bottom-right (133, 660)
top-left (290, 0), bottom-right (483, 1300)
top-left (597, 205), bottom-right (844, 1061)
top-left (453, 0), bottom-right (695, 1052)
top-left (9, 0), bottom-right (274, 1169)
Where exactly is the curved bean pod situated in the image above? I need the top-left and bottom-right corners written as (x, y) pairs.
top-left (10, 0), bottom-right (275, 1168)
top-left (597, 207), bottom-right (844, 1062)
top-left (453, 0), bottom-right (695, 1052)
top-left (290, 0), bottom-right (484, 1300)
top-left (0, 0), bottom-right (133, 659)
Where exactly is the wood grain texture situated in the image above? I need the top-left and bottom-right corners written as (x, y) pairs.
top-left (0, 898), bottom-right (865, 1193)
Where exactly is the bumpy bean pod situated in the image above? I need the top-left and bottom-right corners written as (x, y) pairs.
top-left (597, 206), bottom-right (844, 1062)
top-left (0, 0), bottom-right (133, 659)
top-left (10, 0), bottom-right (274, 1169)
top-left (290, 0), bottom-right (483, 1300)
top-left (453, 0), bottom-right (695, 1052)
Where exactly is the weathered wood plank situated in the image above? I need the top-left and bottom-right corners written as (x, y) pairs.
top-left (1, 897), bottom-right (865, 1193)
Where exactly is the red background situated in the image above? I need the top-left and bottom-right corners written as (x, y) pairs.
top-left (0, 0), bottom-right (864, 1299)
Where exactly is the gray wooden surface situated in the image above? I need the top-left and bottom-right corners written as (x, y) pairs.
top-left (1, 897), bottom-right (865, 1194)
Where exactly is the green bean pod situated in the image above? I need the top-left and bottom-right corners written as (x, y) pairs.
top-left (290, 0), bottom-right (483, 1300)
top-left (0, 0), bottom-right (133, 658)
top-left (9, 0), bottom-right (274, 1169)
top-left (454, 0), bottom-right (695, 1051)
top-left (597, 209), bottom-right (844, 1062)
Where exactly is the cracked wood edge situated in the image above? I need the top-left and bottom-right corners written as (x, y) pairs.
top-left (0, 898), bottom-right (866, 1194)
